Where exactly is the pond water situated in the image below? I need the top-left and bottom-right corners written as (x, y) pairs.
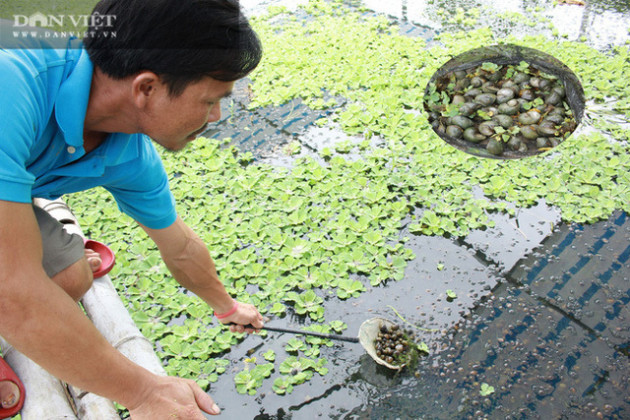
top-left (202, 1), bottom-right (630, 419)
top-left (243, 0), bottom-right (630, 50)
top-left (359, 0), bottom-right (630, 51)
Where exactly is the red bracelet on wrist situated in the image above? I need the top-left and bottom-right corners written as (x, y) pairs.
top-left (215, 299), bottom-right (238, 319)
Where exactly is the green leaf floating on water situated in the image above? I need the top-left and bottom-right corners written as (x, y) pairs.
top-left (328, 320), bottom-right (348, 333)
top-left (480, 382), bottom-right (495, 396)
top-left (285, 338), bottom-right (308, 353)
top-left (336, 278), bottom-right (366, 299)
top-left (263, 349), bottom-right (276, 362)
top-left (272, 376), bottom-right (294, 395)
top-left (234, 363), bottom-right (274, 396)
top-left (285, 290), bottom-right (325, 320)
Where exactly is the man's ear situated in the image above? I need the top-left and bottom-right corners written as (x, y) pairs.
top-left (131, 71), bottom-right (161, 108)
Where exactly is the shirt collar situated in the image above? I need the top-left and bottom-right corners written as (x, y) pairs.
top-left (54, 45), bottom-right (92, 149)
top-left (54, 44), bottom-right (149, 168)
top-left (98, 132), bottom-right (144, 166)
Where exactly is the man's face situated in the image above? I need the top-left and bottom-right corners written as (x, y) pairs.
top-left (143, 77), bottom-right (234, 151)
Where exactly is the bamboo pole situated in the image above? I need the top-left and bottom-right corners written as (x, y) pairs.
top-left (80, 275), bottom-right (167, 377)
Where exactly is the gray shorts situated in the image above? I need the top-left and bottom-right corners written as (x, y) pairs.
top-left (33, 205), bottom-right (85, 278)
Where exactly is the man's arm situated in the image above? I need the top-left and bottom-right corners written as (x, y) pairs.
top-left (0, 201), bottom-right (219, 419)
top-left (140, 216), bottom-right (264, 331)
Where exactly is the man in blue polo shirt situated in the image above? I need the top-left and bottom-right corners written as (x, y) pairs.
top-left (0, 40), bottom-right (179, 228)
top-left (0, 1), bottom-right (264, 418)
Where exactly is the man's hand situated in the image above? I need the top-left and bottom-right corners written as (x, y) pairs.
top-left (217, 301), bottom-right (264, 333)
top-left (141, 217), bottom-right (266, 333)
top-left (128, 375), bottom-right (220, 419)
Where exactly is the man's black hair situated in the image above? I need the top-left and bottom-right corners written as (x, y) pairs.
top-left (83, 0), bottom-right (262, 96)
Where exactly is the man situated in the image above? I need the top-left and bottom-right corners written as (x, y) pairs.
top-left (0, 0), bottom-right (264, 418)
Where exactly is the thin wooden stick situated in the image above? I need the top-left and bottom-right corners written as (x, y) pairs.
top-left (236, 324), bottom-right (360, 343)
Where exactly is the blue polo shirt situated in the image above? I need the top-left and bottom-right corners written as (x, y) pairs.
top-left (0, 38), bottom-right (177, 229)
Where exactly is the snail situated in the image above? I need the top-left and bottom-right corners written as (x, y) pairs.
top-left (374, 323), bottom-right (412, 366)
top-left (529, 77), bottom-right (543, 88)
top-left (482, 81), bottom-right (500, 93)
top-left (537, 121), bottom-right (559, 136)
top-left (486, 138), bottom-right (504, 155)
top-left (425, 59), bottom-right (578, 157)
top-left (448, 115), bottom-right (474, 129)
top-left (545, 91), bottom-right (563, 106)
top-left (463, 127), bottom-right (486, 143)
top-left (446, 125), bottom-right (463, 138)
top-left (454, 70), bottom-right (467, 79)
top-left (470, 76), bottom-right (485, 87)
top-left (452, 94), bottom-right (466, 104)
top-left (520, 125), bottom-right (539, 140)
top-left (549, 106), bottom-right (566, 117)
top-left (474, 93), bottom-right (497, 107)
top-left (464, 87), bottom-right (483, 98)
top-left (482, 106), bottom-right (499, 115)
top-left (454, 78), bottom-right (470, 91)
top-left (478, 120), bottom-right (498, 136)
top-left (508, 135), bottom-right (528, 152)
top-left (519, 89), bottom-right (535, 101)
top-left (497, 99), bottom-right (520, 115)
top-left (543, 114), bottom-right (564, 125)
top-left (512, 72), bottom-right (530, 84)
top-left (493, 114), bottom-right (514, 128)
top-left (518, 109), bottom-right (542, 125)
top-left (501, 80), bottom-right (520, 94)
top-left (496, 88), bottom-right (515, 104)
top-left (459, 102), bottom-right (482, 116)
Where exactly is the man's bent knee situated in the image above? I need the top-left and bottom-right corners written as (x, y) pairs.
top-left (51, 258), bottom-right (93, 301)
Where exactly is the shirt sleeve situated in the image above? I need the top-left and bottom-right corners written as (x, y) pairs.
top-left (0, 51), bottom-right (47, 203)
top-left (103, 136), bottom-right (178, 230)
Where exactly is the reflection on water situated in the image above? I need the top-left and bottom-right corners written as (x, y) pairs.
top-left (241, 0), bottom-right (309, 15)
top-left (359, 0), bottom-right (630, 50)
top-left (241, 0), bottom-right (629, 50)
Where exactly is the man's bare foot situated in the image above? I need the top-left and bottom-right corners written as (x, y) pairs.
top-left (85, 249), bottom-right (102, 272)
top-left (0, 380), bottom-right (19, 410)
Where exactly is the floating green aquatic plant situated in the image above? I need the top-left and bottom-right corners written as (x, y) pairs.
top-left (285, 338), bottom-right (308, 354)
top-left (263, 349), bottom-right (276, 362)
top-left (480, 382), bottom-right (496, 396)
top-left (285, 290), bottom-right (325, 320)
top-left (235, 362), bottom-right (274, 395)
top-left (274, 356), bottom-right (329, 394)
top-left (336, 278), bottom-right (366, 299)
